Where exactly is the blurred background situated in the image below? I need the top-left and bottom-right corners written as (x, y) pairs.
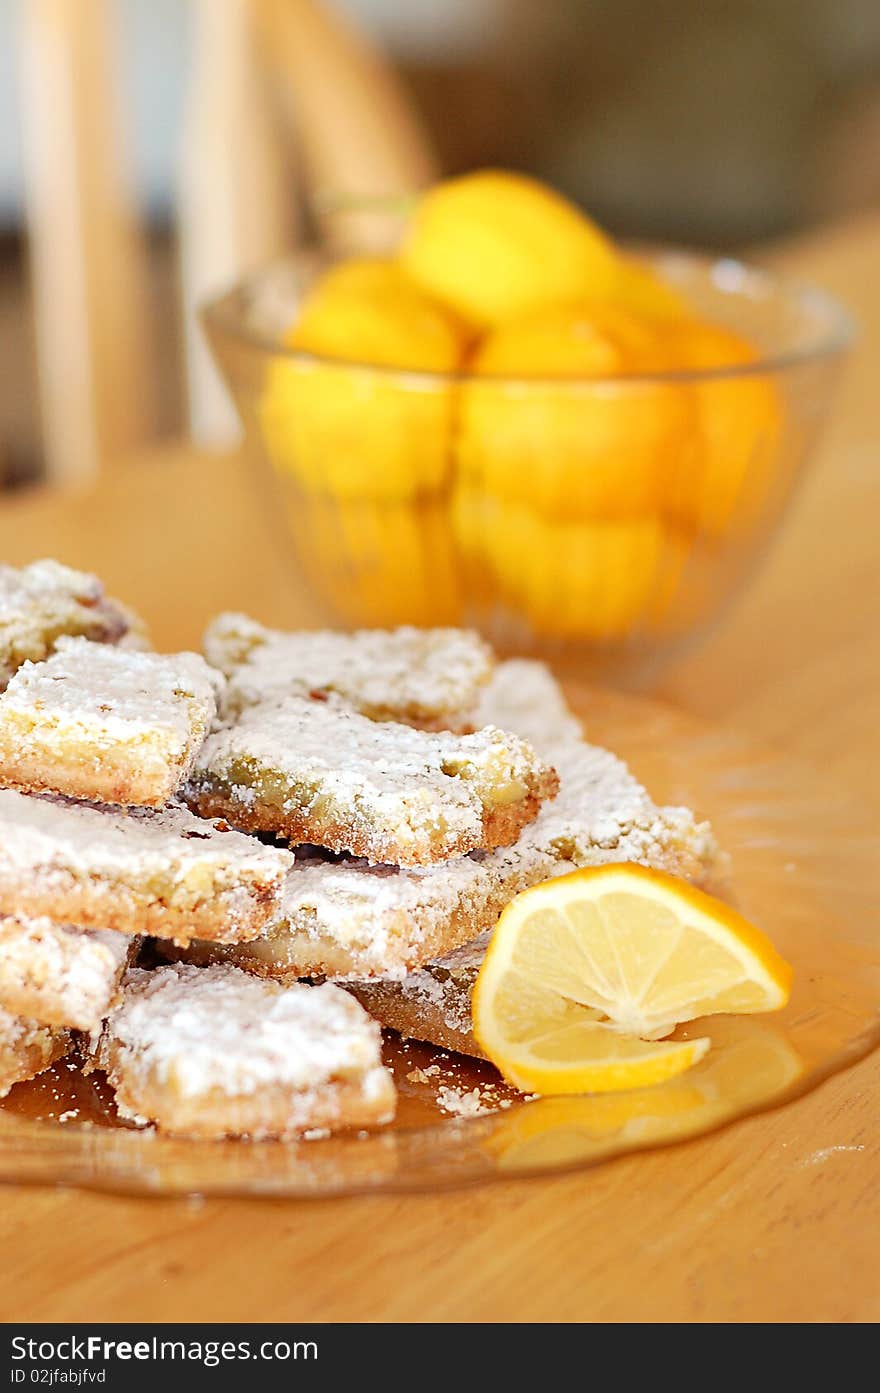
top-left (2, 0), bottom-right (880, 491)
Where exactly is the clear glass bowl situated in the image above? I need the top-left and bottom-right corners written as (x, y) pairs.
top-left (203, 252), bottom-right (852, 677)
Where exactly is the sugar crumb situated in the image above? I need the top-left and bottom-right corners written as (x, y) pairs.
top-left (437, 1085), bottom-right (488, 1116)
top-left (406, 1064), bottom-right (441, 1083)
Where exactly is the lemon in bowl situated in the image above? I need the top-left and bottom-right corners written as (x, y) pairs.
top-left (202, 170), bottom-right (851, 672)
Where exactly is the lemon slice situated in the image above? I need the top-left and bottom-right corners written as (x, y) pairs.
top-left (472, 864), bottom-right (792, 1095)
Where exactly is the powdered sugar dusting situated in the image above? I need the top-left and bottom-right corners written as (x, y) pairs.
top-left (0, 789), bottom-right (293, 930)
top-left (0, 637), bottom-right (219, 739)
top-left (0, 559), bottom-right (134, 689)
top-left (0, 638), bottom-right (220, 804)
top-left (187, 695), bottom-right (556, 864)
top-left (471, 658), bottom-right (582, 751)
top-left (0, 789), bottom-right (288, 880)
top-left (0, 914), bottom-right (132, 1030)
top-left (204, 614), bottom-right (493, 725)
top-left (98, 964), bottom-right (390, 1099)
top-left (0, 1002), bottom-right (49, 1051)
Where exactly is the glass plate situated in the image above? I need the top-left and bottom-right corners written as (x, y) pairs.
top-left (1, 685), bottom-right (877, 1197)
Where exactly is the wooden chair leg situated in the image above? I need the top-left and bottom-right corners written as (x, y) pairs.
top-left (253, 0), bottom-right (438, 253)
top-left (178, 0), bottom-right (298, 447)
top-left (19, 0), bottom-right (152, 487)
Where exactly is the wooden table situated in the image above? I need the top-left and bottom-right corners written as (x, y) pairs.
top-left (0, 218), bottom-right (877, 1324)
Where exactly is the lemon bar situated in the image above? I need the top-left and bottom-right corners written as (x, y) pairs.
top-left (0, 638), bottom-right (220, 807)
top-left (469, 655), bottom-right (584, 749)
top-left (0, 1003), bottom-right (70, 1097)
top-left (184, 696), bottom-right (558, 867)
top-left (0, 559), bottom-right (140, 691)
top-left (163, 847), bottom-right (545, 982)
top-left (0, 790), bottom-right (294, 945)
top-left (170, 664), bottom-right (719, 982)
top-left (92, 964), bottom-right (396, 1140)
top-left (203, 614), bottom-right (493, 727)
top-left (0, 915), bottom-right (135, 1031)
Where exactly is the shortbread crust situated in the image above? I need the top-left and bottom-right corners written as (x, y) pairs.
top-left (0, 915), bottom-right (135, 1030)
top-left (185, 696), bottom-right (558, 866)
top-left (0, 559), bottom-right (137, 690)
top-left (204, 614), bottom-right (493, 727)
top-left (0, 638), bottom-right (219, 806)
top-left (92, 964), bottom-right (396, 1139)
top-left (0, 1003), bottom-right (70, 1097)
top-left (0, 790), bottom-right (293, 945)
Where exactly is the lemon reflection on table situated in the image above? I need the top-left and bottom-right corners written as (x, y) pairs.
top-left (482, 1016), bottom-right (803, 1172)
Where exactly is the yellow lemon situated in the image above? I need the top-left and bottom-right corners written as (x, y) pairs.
top-left (613, 256), bottom-right (690, 322)
top-left (259, 258), bottom-right (466, 504)
top-left (459, 303), bottom-right (692, 519)
top-left (450, 484), bottom-right (496, 613)
top-left (457, 496), bottom-right (688, 641)
top-left (468, 299), bottom-right (663, 374)
top-left (281, 490), bottom-right (463, 628)
top-left (260, 359), bottom-right (454, 502)
top-left (662, 320), bottom-right (782, 537)
top-left (472, 863), bottom-right (793, 1095)
top-left (288, 256), bottom-right (407, 304)
top-left (288, 257), bottom-right (467, 368)
top-left (401, 169), bottom-right (621, 329)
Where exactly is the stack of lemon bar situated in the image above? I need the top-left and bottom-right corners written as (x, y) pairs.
top-left (0, 559), bottom-right (719, 1140)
